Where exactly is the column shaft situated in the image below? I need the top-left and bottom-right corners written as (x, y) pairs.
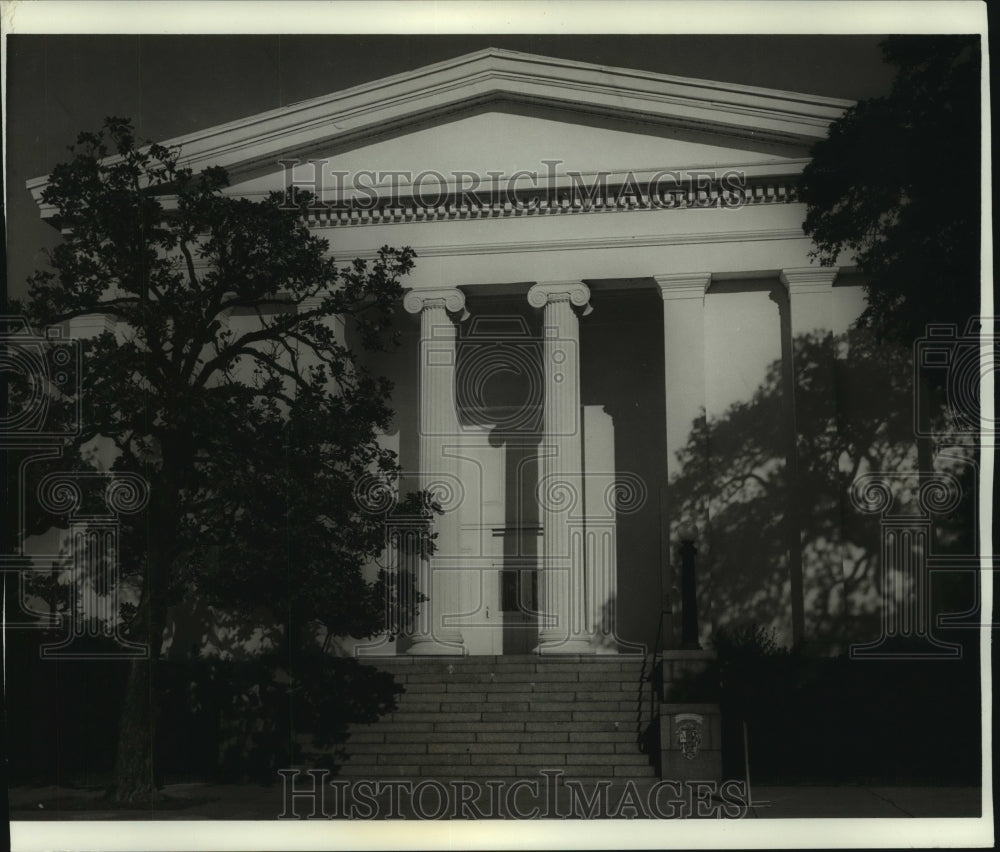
top-left (780, 267), bottom-right (839, 648)
top-left (656, 273), bottom-right (711, 648)
top-left (403, 289), bottom-right (467, 654)
top-left (528, 282), bottom-right (594, 654)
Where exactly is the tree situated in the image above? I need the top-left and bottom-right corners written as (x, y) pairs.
top-left (800, 35), bottom-right (982, 510)
top-left (801, 35), bottom-right (981, 346)
top-left (22, 117), bottom-right (419, 802)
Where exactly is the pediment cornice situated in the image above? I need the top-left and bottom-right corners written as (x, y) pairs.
top-left (28, 48), bottom-right (852, 213)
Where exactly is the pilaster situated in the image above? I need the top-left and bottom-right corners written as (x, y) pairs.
top-left (779, 266), bottom-right (839, 647)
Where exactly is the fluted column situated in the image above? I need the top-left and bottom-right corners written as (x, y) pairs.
top-left (402, 288), bottom-right (467, 655)
top-left (528, 281), bottom-right (594, 654)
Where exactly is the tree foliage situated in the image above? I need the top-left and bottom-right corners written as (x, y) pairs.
top-left (801, 36), bottom-right (981, 344)
top-left (22, 117), bottom-right (420, 801)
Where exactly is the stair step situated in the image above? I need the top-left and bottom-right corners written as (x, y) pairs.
top-left (391, 669), bottom-right (643, 688)
top-left (339, 762), bottom-right (656, 777)
top-left (439, 680), bottom-right (637, 693)
top-left (378, 701), bottom-right (649, 722)
top-left (393, 690), bottom-right (645, 706)
top-left (525, 720), bottom-right (638, 732)
top-left (348, 742), bottom-right (431, 754)
top-left (414, 741), bottom-right (632, 755)
top-left (388, 712), bottom-right (484, 723)
top-left (347, 722), bottom-right (436, 734)
top-left (385, 732), bottom-right (476, 743)
top-left (431, 721), bottom-right (526, 732)
top-left (333, 777), bottom-right (663, 790)
top-left (362, 654), bottom-right (645, 668)
top-left (569, 731), bottom-right (639, 742)
top-left (376, 753), bottom-right (473, 766)
top-left (336, 655), bottom-right (657, 786)
top-left (347, 721), bottom-right (648, 736)
top-left (401, 671), bottom-right (581, 684)
top-left (427, 742), bottom-right (520, 754)
top-left (338, 748), bottom-right (654, 763)
top-left (472, 731), bottom-right (572, 743)
top-left (336, 770), bottom-right (658, 783)
top-left (519, 742), bottom-right (615, 754)
top-left (565, 753), bottom-right (649, 766)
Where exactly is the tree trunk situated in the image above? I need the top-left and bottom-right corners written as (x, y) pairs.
top-left (282, 613), bottom-right (304, 768)
top-left (114, 657), bottom-right (158, 802)
top-left (113, 456), bottom-right (180, 804)
top-left (113, 545), bottom-right (171, 803)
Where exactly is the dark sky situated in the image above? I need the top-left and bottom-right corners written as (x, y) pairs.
top-left (4, 34), bottom-right (897, 300)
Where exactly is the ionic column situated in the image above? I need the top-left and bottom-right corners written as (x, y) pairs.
top-left (779, 267), bottom-right (839, 647)
top-left (528, 281), bottom-right (593, 654)
top-left (402, 288), bottom-right (467, 655)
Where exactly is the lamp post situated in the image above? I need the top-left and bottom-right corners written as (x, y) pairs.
top-left (676, 523), bottom-right (700, 650)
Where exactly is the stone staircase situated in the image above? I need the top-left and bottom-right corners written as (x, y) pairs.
top-left (333, 655), bottom-right (657, 785)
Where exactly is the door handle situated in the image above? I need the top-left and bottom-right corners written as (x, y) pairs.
top-left (486, 606), bottom-right (490, 619)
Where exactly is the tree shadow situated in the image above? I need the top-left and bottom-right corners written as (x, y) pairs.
top-left (669, 326), bottom-right (978, 653)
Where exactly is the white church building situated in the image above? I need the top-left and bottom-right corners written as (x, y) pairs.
top-left (29, 44), bottom-right (966, 795)
top-left (32, 48), bottom-right (882, 659)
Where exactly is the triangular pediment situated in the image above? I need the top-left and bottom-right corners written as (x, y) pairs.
top-left (28, 48), bottom-right (853, 212)
top-left (225, 101), bottom-right (815, 203)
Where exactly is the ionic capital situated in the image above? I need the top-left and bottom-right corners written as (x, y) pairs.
top-left (527, 281), bottom-right (592, 313)
top-left (403, 288), bottom-right (466, 315)
top-left (780, 267), bottom-right (839, 295)
top-left (654, 273), bottom-right (712, 302)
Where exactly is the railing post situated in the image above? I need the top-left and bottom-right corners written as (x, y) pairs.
top-left (677, 523), bottom-right (700, 650)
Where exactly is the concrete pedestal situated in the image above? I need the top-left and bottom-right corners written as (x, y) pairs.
top-left (659, 651), bottom-right (722, 781)
top-left (659, 702), bottom-right (723, 782)
top-left (660, 649), bottom-right (718, 701)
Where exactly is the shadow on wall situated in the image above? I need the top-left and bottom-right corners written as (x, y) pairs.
top-left (670, 327), bottom-right (978, 654)
top-left (581, 288), bottom-right (666, 654)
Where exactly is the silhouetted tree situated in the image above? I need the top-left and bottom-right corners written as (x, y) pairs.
top-left (22, 118), bottom-right (419, 803)
top-left (801, 35), bottom-right (980, 345)
top-left (800, 35), bottom-right (982, 579)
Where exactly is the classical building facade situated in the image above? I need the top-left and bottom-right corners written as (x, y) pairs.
top-left (23, 46), bottom-right (985, 802)
top-left (33, 48), bottom-right (876, 657)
